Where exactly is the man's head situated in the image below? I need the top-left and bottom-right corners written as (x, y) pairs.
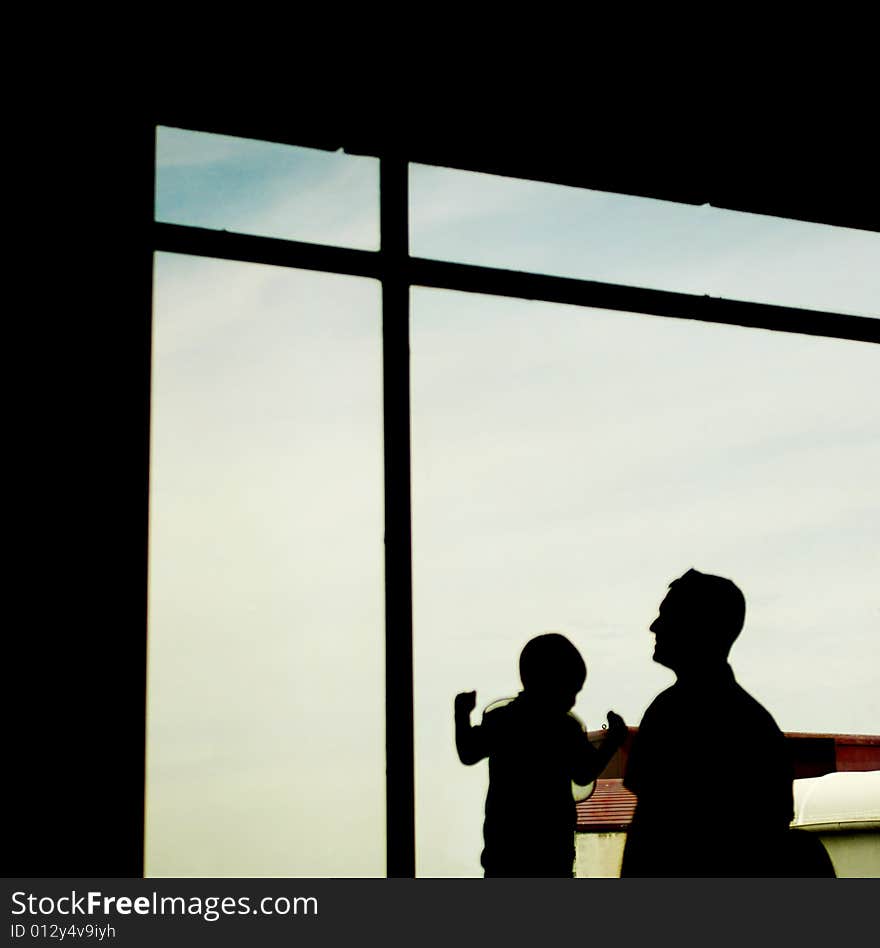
top-left (519, 633), bottom-right (586, 711)
top-left (650, 568), bottom-right (746, 674)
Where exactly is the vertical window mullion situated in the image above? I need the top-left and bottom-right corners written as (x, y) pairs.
top-left (381, 154), bottom-right (416, 877)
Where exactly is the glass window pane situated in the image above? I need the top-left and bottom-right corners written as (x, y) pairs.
top-left (155, 127), bottom-right (379, 249)
top-left (146, 254), bottom-right (385, 876)
top-left (410, 164), bottom-right (880, 319)
top-left (411, 288), bottom-right (879, 876)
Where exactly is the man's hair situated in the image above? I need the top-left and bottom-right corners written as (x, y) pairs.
top-left (668, 568), bottom-right (746, 653)
top-left (519, 633), bottom-right (586, 691)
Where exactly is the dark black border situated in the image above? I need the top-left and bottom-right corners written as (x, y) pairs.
top-left (12, 95), bottom-right (879, 882)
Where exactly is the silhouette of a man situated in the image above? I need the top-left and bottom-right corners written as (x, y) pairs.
top-left (621, 569), bottom-right (794, 877)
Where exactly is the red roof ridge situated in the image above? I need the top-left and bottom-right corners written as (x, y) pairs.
top-left (576, 778), bottom-right (637, 833)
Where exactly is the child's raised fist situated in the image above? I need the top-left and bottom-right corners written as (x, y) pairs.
top-left (455, 691), bottom-right (477, 715)
top-left (605, 710), bottom-right (628, 743)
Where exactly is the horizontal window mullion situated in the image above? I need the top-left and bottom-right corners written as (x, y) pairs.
top-left (154, 221), bottom-right (384, 281)
top-left (152, 223), bottom-right (879, 344)
top-left (408, 257), bottom-right (880, 345)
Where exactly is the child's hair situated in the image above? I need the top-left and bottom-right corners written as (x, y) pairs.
top-left (519, 633), bottom-right (586, 692)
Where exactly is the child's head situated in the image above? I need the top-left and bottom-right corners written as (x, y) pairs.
top-left (519, 633), bottom-right (586, 711)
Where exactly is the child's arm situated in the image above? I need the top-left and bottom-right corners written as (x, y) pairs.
top-left (454, 691), bottom-right (491, 765)
top-left (572, 710), bottom-right (628, 785)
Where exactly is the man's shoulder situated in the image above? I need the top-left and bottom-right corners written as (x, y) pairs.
top-left (627, 686), bottom-right (681, 752)
top-left (729, 682), bottom-right (785, 735)
top-left (641, 684), bottom-right (682, 719)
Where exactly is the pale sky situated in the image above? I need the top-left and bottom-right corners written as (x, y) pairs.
top-left (148, 128), bottom-right (880, 878)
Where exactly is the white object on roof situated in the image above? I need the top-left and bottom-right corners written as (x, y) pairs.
top-left (792, 770), bottom-right (880, 831)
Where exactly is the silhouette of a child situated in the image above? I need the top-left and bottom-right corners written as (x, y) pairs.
top-left (455, 633), bottom-right (627, 877)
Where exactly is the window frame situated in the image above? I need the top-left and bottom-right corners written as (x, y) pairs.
top-left (146, 128), bottom-right (880, 879)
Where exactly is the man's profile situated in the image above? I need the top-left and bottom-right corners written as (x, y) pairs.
top-left (621, 569), bottom-right (798, 877)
